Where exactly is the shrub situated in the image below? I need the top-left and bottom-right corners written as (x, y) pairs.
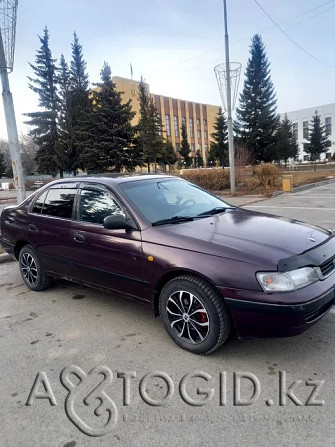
top-left (253, 163), bottom-right (280, 188)
top-left (182, 168), bottom-right (230, 190)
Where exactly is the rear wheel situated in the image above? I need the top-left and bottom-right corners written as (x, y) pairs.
top-left (19, 245), bottom-right (52, 291)
top-left (159, 275), bottom-right (231, 354)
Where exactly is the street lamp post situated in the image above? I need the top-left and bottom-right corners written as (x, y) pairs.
top-left (223, 0), bottom-right (235, 195)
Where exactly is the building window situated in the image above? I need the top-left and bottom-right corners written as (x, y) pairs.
top-left (303, 121), bottom-right (309, 139)
top-left (181, 116), bottom-right (186, 125)
top-left (204, 130), bottom-right (208, 139)
top-left (157, 113), bottom-right (162, 135)
top-left (197, 129), bottom-right (201, 139)
top-left (165, 114), bottom-right (171, 137)
top-left (191, 143), bottom-right (195, 153)
top-left (292, 122), bottom-right (298, 141)
top-left (203, 119), bottom-right (207, 127)
top-left (325, 117), bottom-right (332, 136)
top-left (189, 118), bottom-right (194, 138)
top-left (196, 118), bottom-right (200, 126)
top-left (175, 143), bottom-right (180, 152)
top-left (198, 143), bottom-right (202, 151)
top-left (204, 144), bottom-right (209, 156)
top-left (303, 155), bottom-right (309, 162)
top-left (173, 115), bottom-right (179, 137)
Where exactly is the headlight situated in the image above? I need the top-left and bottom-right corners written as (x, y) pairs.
top-left (256, 267), bottom-right (319, 292)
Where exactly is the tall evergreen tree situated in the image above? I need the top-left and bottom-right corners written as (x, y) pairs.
top-left (157, 140), bottom-right (177, 171)
top-left (79, 62), bottom-right (136, 173)
top-left (67, 32), bottom-right (92, 174)
top-left (135, 77), bottom-right (164, 172)
top-left (0, 152), bottom-right (6, 178)
top-left (209, 107), bottom-right (228, 167)
top-left (305, 110), bottom-right (331, 169)
top-left (195, 149), bottom-right (204, 168)
top-left (235, 34), bottom-right (278, 162)
top-left (274, 114), bottom-right (299, 166)
top-left (57, 54), bottom-right (71, 172)
top-left (24, 27), bottom-right (63, 176)
top-left (179, 122), bottom-right (191, 167)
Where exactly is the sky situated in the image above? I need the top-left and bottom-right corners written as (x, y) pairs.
top-left (0, 0), bottom-right (334, 139)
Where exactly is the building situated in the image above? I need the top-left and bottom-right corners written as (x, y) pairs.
top-left (113, 76), bottom-right (220, 164)
top-left (281, 104), bottom-right (335, 161)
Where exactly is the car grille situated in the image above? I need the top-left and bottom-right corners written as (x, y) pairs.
top-left (319, 257), bottom-right (335, 278)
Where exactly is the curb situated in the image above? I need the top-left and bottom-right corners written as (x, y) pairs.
top-left (0, 253), bottom-right (15, 264)
top-left (273, 177), bottom-right (335, 197)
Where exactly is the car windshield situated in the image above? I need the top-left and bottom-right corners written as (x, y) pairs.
top-left (119, 178), bottom-right (233, 224)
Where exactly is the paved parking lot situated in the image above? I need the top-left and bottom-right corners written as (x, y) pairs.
top-left (244, 182), bottom-right (335, 231)
top-left (0, 182), bottom-right (335, 447)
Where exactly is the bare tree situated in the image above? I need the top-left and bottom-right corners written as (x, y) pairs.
top-left (234, 145), bottom-right (255, 183)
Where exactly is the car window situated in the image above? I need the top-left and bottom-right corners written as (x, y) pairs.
top-left (32, 190), bottom-right (48, 214)
top-left (77, 188), bottom-right (125, 225)
top-left (41, 188), bottom-right (76, 219)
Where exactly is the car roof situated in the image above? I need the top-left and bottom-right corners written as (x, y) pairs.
top-left (45, 174), bottom-right (181, 187)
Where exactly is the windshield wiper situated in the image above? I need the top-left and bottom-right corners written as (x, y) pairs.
top-left (197, 206), bottom-right (235, 216)
top-left (152, 216), bottom-right (194, 226)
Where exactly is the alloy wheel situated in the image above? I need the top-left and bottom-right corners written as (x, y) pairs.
top-left (166, 290), bottom-right (210, 344)
top-left (21, 253), bottom-right (38, 286)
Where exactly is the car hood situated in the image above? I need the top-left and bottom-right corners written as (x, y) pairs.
top-left (145, 209), bottom-right (330, 269)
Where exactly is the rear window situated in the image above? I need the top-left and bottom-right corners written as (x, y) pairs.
top-left (41, 187), bottom-right (76, 219)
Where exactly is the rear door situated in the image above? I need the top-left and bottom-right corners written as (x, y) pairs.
top-left (70, 184), bottom-right (145, 300)
top-left (27, 183), bottom-right (78, 276)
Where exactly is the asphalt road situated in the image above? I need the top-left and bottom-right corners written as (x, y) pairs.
top-left (0, 183), bottom-right (335, 447)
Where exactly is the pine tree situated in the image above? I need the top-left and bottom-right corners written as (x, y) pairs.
top-left (79, 62), bottom-right (136, 173)
top-left (67, 32), bottom-right (92, 175)
top-left (274, 114), bottom-right (299, 166)
top-left (305, 110), bottom-right (331, 169)
top-left (235, 34), bottom-right (278, 162)
top-left (0, 152), bottom-right (6, 178)
top-left (158, 140), bottom-right (177, 171)
top-left (195, 149), bottom-right (204, 168)
top-left (57, 54), bottom-right (71, 173)
top-left (180, 122), bottom-right (191, 167)
top-left (24, 27), bottom-right (63, 176)
top-left (209, 107), bottom-right (228, 167)
top-left (135, 77), bottom-right (164, 172)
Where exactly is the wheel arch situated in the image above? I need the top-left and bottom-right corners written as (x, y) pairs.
top-left (14, 240), bottom-right (29, 260)
top-left (151, 269), bottom-right (219, 316)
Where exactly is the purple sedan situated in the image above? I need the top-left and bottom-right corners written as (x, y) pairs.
top-left (0, 175), bottom-right (334, 354)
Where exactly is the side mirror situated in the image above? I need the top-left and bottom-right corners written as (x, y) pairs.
top-left (103, 214), bottom-right (136, 231)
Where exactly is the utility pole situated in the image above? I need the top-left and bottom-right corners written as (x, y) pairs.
top-left (0, 0), bottom-right (25, 203)
top-left (223, 0), bottom-right (235, 195)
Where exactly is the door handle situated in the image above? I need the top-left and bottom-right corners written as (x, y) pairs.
top-left (73, 233), bottom-right (85, 243)
top-left (28, 224), bottom-right (38, 232)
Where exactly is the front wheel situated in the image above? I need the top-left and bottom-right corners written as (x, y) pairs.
top-left (19, 245), bottom-right (52, 291)
top-left (159, 275), bottom-right (231, 354)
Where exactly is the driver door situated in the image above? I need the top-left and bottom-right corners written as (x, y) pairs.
top-left (70, 184), bottom-right (145, 300)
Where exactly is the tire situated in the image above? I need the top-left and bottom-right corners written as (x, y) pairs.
top-left (19, 245), bottom-right (52, 291)
top-left (159, 275), bottom-right (231, 355)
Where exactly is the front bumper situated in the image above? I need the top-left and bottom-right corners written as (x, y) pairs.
top-left (218, 280), bottom-right (335, 338)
